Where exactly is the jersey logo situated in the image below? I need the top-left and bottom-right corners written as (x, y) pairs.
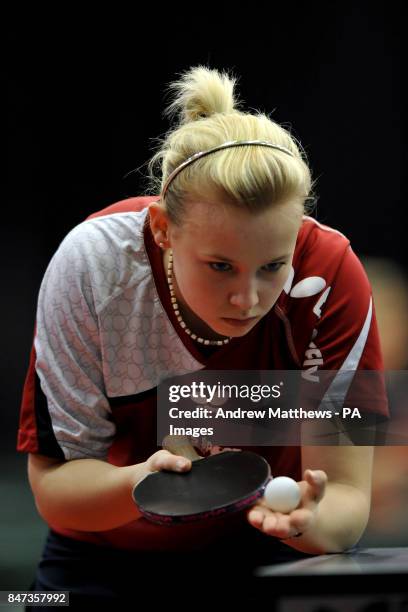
top-left (282, 263), bottom-right (333, 382)
top-left (302, 336), bottom-right (323, 382)
top-left (302, 285), bottom-right (332, 382)
top-left (290, 276), bottom-right (326, 298)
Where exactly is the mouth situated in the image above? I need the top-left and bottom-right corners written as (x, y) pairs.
top-left (221, 317), bottom-right (259, 327)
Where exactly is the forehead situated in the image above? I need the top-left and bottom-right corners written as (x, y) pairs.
top-left (179, 200), bottom-right (302, 252)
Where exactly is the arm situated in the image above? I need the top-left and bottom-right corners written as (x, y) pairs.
top-left (28, 451), bottom-right (192, 532)
top-left (247, 239), bottom-right (383, 553)
top-left (248, 445), bottom-right (374, 554)
top-left (294, 445), bottom-right (373, 553)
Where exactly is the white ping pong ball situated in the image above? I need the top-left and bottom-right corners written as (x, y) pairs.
top-left (263, 477), bottom-right (301, 513)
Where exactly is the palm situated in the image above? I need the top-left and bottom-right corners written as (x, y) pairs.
top-left (247, 469), bottom-right (327, 539)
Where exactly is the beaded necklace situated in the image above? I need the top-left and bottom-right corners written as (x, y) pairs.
top-left (166, 249), bottom-right (231, 346)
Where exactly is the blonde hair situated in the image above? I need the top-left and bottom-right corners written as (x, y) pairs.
top-left (146, 66), bottom-right (316, 226)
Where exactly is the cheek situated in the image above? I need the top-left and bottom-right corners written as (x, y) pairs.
top-left (189, 277), bottom-right (228, 312)
top-left (178, 267), bottom-right (212, 300)
top-left (259, 276), bottom-right (288, 307)
top-left (262, 287), bottom-right (281, 305)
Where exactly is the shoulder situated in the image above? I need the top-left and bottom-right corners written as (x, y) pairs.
top-left (85, 195), bottom-right (158, 220)
top-left (281, 216), bottom-right (355, 302)
top-left (51, 207), bottom-right (146, 274)
top-left (295, 216), bottom-right (351, 270)
top-left (62, 195), bottom-right (157, 247)
top-left (40, 197), bottom-right (157, 312)
top-left (273, 217), bottom-right (382, 372)
top-left (275, 217), bottom-right (370, 346)
top-left (68, 195), bottom-right (156, 243)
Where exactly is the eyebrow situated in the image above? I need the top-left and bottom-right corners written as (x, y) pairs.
top-left (204, 253), bottom-right (291, 264)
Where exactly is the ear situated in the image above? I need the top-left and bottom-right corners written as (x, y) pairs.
top-left (148, 200), bottom-right (171, 247)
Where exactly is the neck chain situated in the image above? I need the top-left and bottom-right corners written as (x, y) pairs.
top-left (166, 249), bottom-right (231, 346)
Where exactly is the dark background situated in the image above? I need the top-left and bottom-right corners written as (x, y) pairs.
top-left (3, 2), bottom-right (406, 593)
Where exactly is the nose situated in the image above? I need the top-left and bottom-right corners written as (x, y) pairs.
top-left (229, 279), bottom-right (260, 313)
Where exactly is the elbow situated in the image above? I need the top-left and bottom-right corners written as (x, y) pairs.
top-left (313, 484), bottom-right (372, 554)
top-left (31, 489), bottom-right (67, 530)
top-left (28, 454), bottom-right (69, 529)
top-left (33, 498), bottom-right (54, 527)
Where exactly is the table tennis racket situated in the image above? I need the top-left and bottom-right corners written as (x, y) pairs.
top-left (132, 437), bottom-right (271, 525)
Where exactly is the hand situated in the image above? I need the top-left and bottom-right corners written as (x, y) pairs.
top-left (247, 469), bottom-right (327, 540)
top-left (161, 435), bottom-right (202, 461)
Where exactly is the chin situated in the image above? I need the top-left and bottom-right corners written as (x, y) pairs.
top-left (215, 320), bottom-right (257, 337)
top-left (224, 329), bottom-right (251, 338)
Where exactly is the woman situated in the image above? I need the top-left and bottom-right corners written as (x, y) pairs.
top-left (18, 66), bottom-right (385, 606)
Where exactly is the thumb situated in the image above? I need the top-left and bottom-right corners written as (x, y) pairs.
top-left (303, 469), bottom-right (327, 503)
top-left (146, 449), bottom-right (192, 473)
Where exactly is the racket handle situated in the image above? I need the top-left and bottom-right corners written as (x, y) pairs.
top-left (162, 435), bottom-right (202, 461)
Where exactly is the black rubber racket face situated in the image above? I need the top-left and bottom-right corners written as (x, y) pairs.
top-left (132, 451), bottom-right (271, 525)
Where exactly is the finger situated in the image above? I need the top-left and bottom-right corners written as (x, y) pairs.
top-left (247, 508), bottom-right (265, 528)
top-left (162, 435), bottom-right (201, 460)
top-left (262, 513), bottom-right (280, 536)
top-left (288, 507), bottom-right (314, 534)
top-left (270, 511), bottom-right (308, 540)
top-left (261, 512), bottom-right (300, 540)
top-left (303, 469), bottom-right (327, 503)
top-left (147, 450), bottom-right (192, 473)
top-left (248, 505), bottom-right (305, 539)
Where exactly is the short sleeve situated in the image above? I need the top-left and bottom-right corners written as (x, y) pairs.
top-left (18, 224), bottom-right (116, 460)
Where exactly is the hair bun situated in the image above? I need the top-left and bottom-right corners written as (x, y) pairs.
top-left (164, 65), bottom-right (240, 125)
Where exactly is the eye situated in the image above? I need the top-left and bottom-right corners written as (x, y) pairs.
top-left (208, 262), bottom-right (232, 272)
top-left (262, 262), bottom-right (285, 273)
top-left (208, 261), bottom-right (285, 273)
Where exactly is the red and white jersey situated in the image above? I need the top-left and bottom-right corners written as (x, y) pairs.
top-left (17, 196), bottom-right (386, 550)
